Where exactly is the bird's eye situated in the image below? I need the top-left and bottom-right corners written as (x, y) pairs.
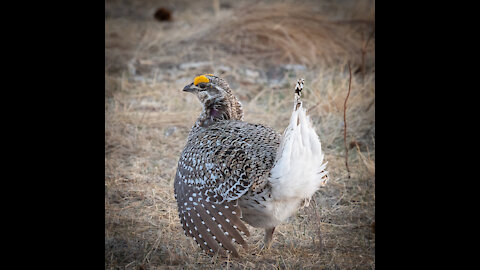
top-left (198, 83), bottom-right (206, 89)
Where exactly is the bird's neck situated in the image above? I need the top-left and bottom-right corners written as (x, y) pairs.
top-left (195, 94), bottom-right (243, 127)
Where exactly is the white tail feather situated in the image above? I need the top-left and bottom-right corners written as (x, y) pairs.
top-left (269, 103), bottom-right (328, 209)
top-left (265, 79), bottom-right (328, 223)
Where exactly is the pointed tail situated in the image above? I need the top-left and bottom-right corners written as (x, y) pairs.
top-left (269, 79), bottom-right (328, 202)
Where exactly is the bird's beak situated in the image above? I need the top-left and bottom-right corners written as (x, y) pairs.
top-left (183, 83), bottom-right (196, 92)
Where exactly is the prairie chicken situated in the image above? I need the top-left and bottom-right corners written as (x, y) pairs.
top-left (174, 74), bottom-right (328, 257)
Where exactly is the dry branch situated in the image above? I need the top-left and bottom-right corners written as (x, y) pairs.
top-left (361, 27), bottom-right (375, 81)
top-left (310, 197), bottom-right (324, 252)
top-left (344, 63), bottom-right (352, 178)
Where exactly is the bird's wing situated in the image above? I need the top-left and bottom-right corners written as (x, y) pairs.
top-left (178, 120), bottom-right (280, 203)
top-left (174, 178), bottom-right (250, 257)
top-left (174, 120), bottom-right (280, 256)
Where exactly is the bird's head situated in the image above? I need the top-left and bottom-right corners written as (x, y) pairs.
top-left (183, 74), bottom-right (243, 126)
top-left (182, 74), bottom-right (232, 103)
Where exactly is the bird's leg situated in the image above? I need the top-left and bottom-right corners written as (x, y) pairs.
top-left (263, 227), bottom-right (276, 249)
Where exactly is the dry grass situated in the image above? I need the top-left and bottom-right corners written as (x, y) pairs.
top-left (133, 3), bottom-right (372, 68)
top-left (106, 0), bottom-right (374, 269)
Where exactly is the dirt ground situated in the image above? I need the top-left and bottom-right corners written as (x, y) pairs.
top-left (105, 0), bottom-right (375, 269)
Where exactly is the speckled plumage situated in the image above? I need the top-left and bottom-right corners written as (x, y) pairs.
top-left (174, 75), bottom-right (328, 257)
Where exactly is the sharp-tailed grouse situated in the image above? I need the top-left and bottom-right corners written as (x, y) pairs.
top-left (174, 74), bottom-right (328, 257)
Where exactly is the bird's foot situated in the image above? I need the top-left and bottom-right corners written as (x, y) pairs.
top-left (261, 227), bottom-right (275, 250)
